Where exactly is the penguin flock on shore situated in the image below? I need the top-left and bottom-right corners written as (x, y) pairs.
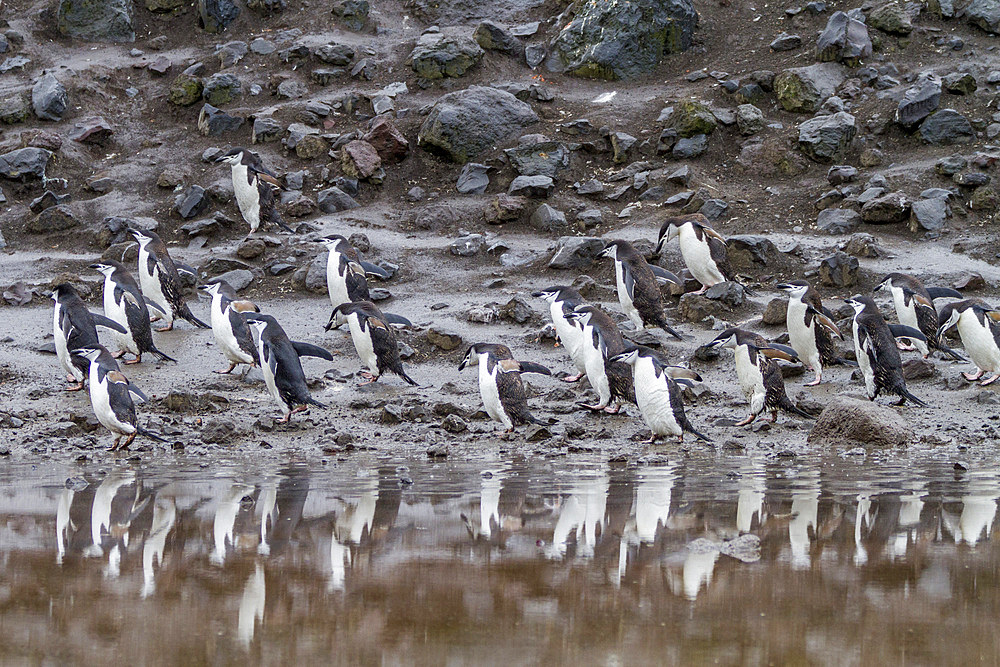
top-left (45, 149), bottom-right (1000, 450)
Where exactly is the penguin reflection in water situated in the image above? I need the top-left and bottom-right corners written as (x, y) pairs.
top-left (73, 346), bottom-right (164, 451)
top-left (459, 343), bottom-right (553, 433)
top-left (607, 346), bottom-right (710, 444)
top-left (246, 315), bottom-right (334, 423)
top-left (707, 328), bottom-right (814, 426)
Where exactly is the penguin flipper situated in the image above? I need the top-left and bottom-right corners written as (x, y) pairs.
top-left (383, 312), bottom-right (413, 327)
top-left (927, 287), bottom-right (963, 300)
top-left (396, 367), bottom-right (419, 386)
top-left (889, 324), bottom-right (928, 343)
top-left (143, 297), bottom-right (169, 317)
top-left (781, 395), bottom-right (815, 419)
top-left (173, 262), bottom-right (198, 280)
top-left (360, 261), bottom-right (391, 281)
top-left (92, 313), bottom-right (128, 335)
top-left (649, 265), bottom-right (682, 286)
top-left (128, 384), bottom-right (150, 403)
top-left (517, 361), bottom-right (552, 376)
top-left (936, 343), bottom-right (968, 363)
top-left (291, 341), bottom-right (334, 361)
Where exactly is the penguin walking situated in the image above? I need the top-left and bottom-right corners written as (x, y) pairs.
top-left (326, 301), bottom-right (417, 386)
top-left (656, 214), bottom-right (734, 294)
top-left (565, 305), bottom-right (636, 413)
top-left (875, 273), bottom-right (965, 360)
top-left (199, 280), bottom-right (260, 374)
top-left (937, 300), bottom-right (1000, 385)
top-left (245, 314), bottom-right (333, 422)
top-left (51, 283), bottom-right (128, 391)
top-left (130, 229), bottom-right (210, 331)
top-left (845, 296), bottom-right (927, 406)
top-left (707, 328), bottom-right (814, 426)
top-left (216, 148), bottom-right (293, 236)
top-left (777, 280), bottom-right (850, 386)
top-left (598, 240), bottom-right (684, 339)
top-left (317, 236), bottom-right (410, 325)
top-left (532, 286), bottom-right (588, 382)
top-left (608, 346), bottom-right (710, 444)
top-left (90, 260), bottom-right (176, 365)
top-left (73, 346), bottom-right (164, 451)
top-left (459, 343), bottom-right (552, 433)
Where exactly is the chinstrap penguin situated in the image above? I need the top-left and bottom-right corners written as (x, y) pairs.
top-left (199, 280), bottom-right (260, 374)
top-left (875, 273), bottom-right (965, 360)
top-left (317, 236), bottom-right (409, 326)
top-left (51, 283), bottom-right (128, 391)
top-left (565, 305), bottom-right (636, 413)
top-left (459, 343), bottom-right (552, 433)
top-left (598, 240), bottom-right (683, 339)
top-left (326, 301), bottom-right (418, 386)
top-left (656, 213), bottom-right (733, 295)
top-left (937, 300), bottom-right (1000, 385)
top-left (90, 260), bottom-right (176, 365)
top-left (129, 229), bottom-right (210, 331)
top-left (216, 148), bottom-right (293, 236)
top-left (777, 279), bottom-right (850, 386)
top-left (845, 296), bottom-right (927, 406)
top-left (608, 346), bottom-right (710, 444)
top-left (532, 286), bottom-right (588, 382)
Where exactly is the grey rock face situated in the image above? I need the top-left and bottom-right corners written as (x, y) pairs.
top-left (797, 111), bottom-right (856, 162)
top-left (548, 236), bottom-right (604, 269)
top-left (919, 109), bottom-right (974, 145)
top-left (58, 0), bottom-right (134, 41)
top-left (31, 75), bottom-right (68, 121)
top-left (815, 11), bottom-right (871, 64)
top-left (896, 74), bottom-right (941, 128)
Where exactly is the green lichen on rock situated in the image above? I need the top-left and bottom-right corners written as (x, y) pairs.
top-left (672, 100), bottom-right (717, 137)
top-left (168, 74), bottom-right (204, 106)
top-left (408, 32), bottom-right (484, 80)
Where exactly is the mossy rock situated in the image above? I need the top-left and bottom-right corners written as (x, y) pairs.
top-left (672, 100), bottom-right (717, 138)
top-left (168, 74), bottom-right (203, 106)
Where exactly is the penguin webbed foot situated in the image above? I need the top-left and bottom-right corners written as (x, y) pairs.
top-left (981, 373), bottom-right (1000, 386)
top-left (603, 404), bottom-right (622, 414)
top-left (112, 349), bottom-right (127, 359)
top-left (561, 373), bottom-right (584, 383)
top-left (964, 370), bottom-right (985, 382)
top-left (214, 362), bottom-right (238, 375)
top-left (735, 414), bottom-right (756, 427)
top-left (767, 411), bottom-right (778, 423)
top-left (65, 381), bottom-right (85, 392)
top-left (156, 323), bottom-right (174, 332)
top-left (123, 354), bottom-right (141, 365)
top-left (577, 400), bottom-right (608, 412)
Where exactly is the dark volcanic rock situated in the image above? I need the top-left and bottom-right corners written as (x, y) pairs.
top-left (175, 185), bottom-right (208, 218)
top-left (861, 191), bottom-right (911, 223)
top-left (797, 111), bottom-right (856, 162)
top-left (895, 74), bottom-right (941, 128)
top-left (968, 0), bottom-right (1000, 34)
top-left (504, 141), bottom-right (569, 178)
top-left (817, 207), bottom-right (861, 234)
top-left (818, 251), bottom-right (858, 287)
top-left (774, 63), bottom-right (846, 113)
top-left (363, 116), bottom-right (409, 163)
top-left (169, 74), bottom-right (203, 106)
top-left (202, 72), bottom-right (241, 106)
top-left (198, 104), bottom-right (243, 136)
top-left (550, 0), bottom-right (698, 80)
top-left (332, 0), bottom-right (368, 31)
top-left (474, 21), bottom-right (522, 55)
top-left (417, 86), bottom-right (538, 163)
top-left (910, 197), bottom-right (948, 231)
top-left (31, 74), bottom-right (68, 121)
top-left (919, 109), bottom-right (974, 145)
top-left (456, 163), bottom-right (490, 194)
top-left (317, 187), bottom-right (359, 212)
top-left (770, 32), bottom-right (801, 51)
top-left (0, 147), bottom-right (50, 180)
top-left (508, 175), bottom-right (554, 197)
top-left (58, 0), bottom-right (134, 41)
top-left (815, 11), bottom-right (871, 65)
top-left (529, 203), bottom-right (567, 231)
top-left (314, 43), bottom-right (355, 65)
top-left (869, 2), bottom-right (913, 34)
top-left (198, 0), bottom-right (239, 33)
top-left (549, 236), bottom-right (604, 269)
top-left (409, 32), bottom-right (484, 80)
top-left (26, 205), bottom-right (77, 233)
top-left (809, 396), bottom-right (913, 446)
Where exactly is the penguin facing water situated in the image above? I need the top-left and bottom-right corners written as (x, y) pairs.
top-left (326, 301), bottom-right (417, 386)
top-left (130, 229), bottom-right (210, 331)
top-left (459, 343), bottom-right (552, 433)
top-left (216, 148), bottom-right (293, 236)
top-left (90, 260), bottom-right (176, 365)
top-left (937, 300), bottom-right (1000, 385)
top-left (598, 240), bottom-right (683, 339)
top-left (565, 305), bottom-right (636, 413)
top-left (845, 296), bottom-right (927, 406)
top-left (199, 280), bottom-right (260, 374)
top-left (656, 214), bottom-right (733, 294)
top-left (875, 272), bottom-right (965, 360)
top-left (532, 285), bottom-right (588, 382)
top-left (51, 283), bottom-right (128, 391)
top-left (777, 279), bottom-right (849, 386)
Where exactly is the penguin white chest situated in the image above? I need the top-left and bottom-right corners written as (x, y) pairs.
top-left (257, 341), bottom-right (282, 404)
top-left (232, 164), bottom-right (261, 232)
top-left (348, 315), bottom-right (379, 375)
top-left (679, 226), bottom-right (725, 288)
top-left (786, 299), bottom-right (819, 367)
top-left (53, 303), bottom-right (79, 380)
top-left (580, 325), bottom-right (611, 405)
top-left (478, 361), bottom-right (511, 428)
top-left (734, 347), bottom-right (765, 407)
top-left (958, 312), bottom-right (1000, 373)
top-left (212, 299), bottom-right (250, 364)
top-left (891, 286), bottom-right (928, 355)
top-left (550, 303), bottom-right (586, 372)
top-left (138, 248), bottom-right (172, 323)
top-left (614, 261), bottom-right (643, 329)
top-left (326, 250), bottom-right (350, 309)
top-left (89, 371), bottom-right (134, 435)
top-left (105, 281), bottom-right (137, 354)
top-left (633, 359), bottom-right (681, 437)
top-left (853, 319), bottom-right (876, 397)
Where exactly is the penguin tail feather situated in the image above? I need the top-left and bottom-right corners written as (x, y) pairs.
top-left (898, 387), bottom-right (927, 407)
top-left (937, 344), bottom-right (968, 363)
top-left (272, 210), bottom-right (294, 233)
top-left (137, 427), bottom-right (168, 443)
top-left (660, 322), bottom-right (684, 340)
top-left (152, 347), bottom-right (177, 363)
top-left (399, 370), bottom-right (420, 387)
top-left (782, 397), bottom-right (816, 420)
top-left (182, 307), bottom-right (211, 329)
top-left (683, 420), bottom-right (712, 442)
top-left (528, 414), bottom-right (551, 426)
top-left (307, 397), bottom-right (327, 409)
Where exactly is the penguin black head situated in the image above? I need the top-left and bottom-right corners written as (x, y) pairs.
top-left (845, 295), bottom-right (878, 315)
top-left (706, 327), bottom-right (763, 352)
top-left (72, 346), bottom-right (103, 364)
top-left (51, 283), bottom-right (79, 302)
top-left (607, 347), bottom-right (641, 366)
top-left (598, 240), bottom-right (629, 261)
top-left (89, 260), bottom-right (126, 277)
top-left (199, 279), bottom-right (237, 300)
top-left (565, 305), bottom-right (596, 328)
top-left (656, 216), bottom-right (691, 252)
top-left (216, 147), bottom-right (248, 165)
top-left (459, 343), bottom-right (512, 370)
top-left (937, 299), bottom-right (997, 338)
top-left (532, 286), bottom-right (581, 303)
top-left (316, 234), bottom-right (348, 248)
top-left (776, 279), bottom-right (810, 297)
top-left (129, 228), bottom-right (156, 247)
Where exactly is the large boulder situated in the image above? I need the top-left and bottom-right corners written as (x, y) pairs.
top-left (198, 0), bottom-right (240, 33)
top-left (408, 31), bottom-right (484, 80)
top-left (58, 0), bottom-right (134, 41)
top-left (550, 0), bottom-right (698, 80)
top-left (32, 74), bottom-right (68, 121)
top-left (868, 2), bottom-right (913, 34)
top-left (417, 86), bottom-right (538, 163)
top-left (919, 109), bottom-right (974, 145)
top-left (895, 74), bottom-right (941, 128)
top-left (797, 111), bottom-right (856, 162)
top-left (808, 396), bottom-right (914, 446)
top-left (861, 191), bottom-right (911, 223)
top-left (548, 236), bottom-right (604, 269)
top-left (0, 147), bottom-right (51, 180)
top-left (815, 11), bottom-right (872, 65)
top-left (504, 141), bottom-right (569, 178)
top-left (968, 0), bottom-right (1000, 34)
top-left (774, 63), bottom-right (846, 113)
top-left (671, 100), bottom-right (717, 137)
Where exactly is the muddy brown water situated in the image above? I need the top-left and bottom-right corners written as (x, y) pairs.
top-left (2, 452), bottom-right (1000, 664)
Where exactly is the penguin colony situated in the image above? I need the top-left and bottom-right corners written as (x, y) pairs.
top-left (47, 149), bottom-right (1000, 451)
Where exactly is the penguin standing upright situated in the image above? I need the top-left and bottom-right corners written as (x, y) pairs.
top-left (608, 346), bottom-right (710, 444)
top-left (316, 235), bottom-right (409, 325)
top-left (707, 328), bottom-right (814, 426)
top-left (459, 343), bottom-right (552, 433)
top-left (565, 305), bottom-right (636, 413)
top-left (875, 273), bottom-right (965, 360)
top-left (245, 314), bottom-right (333, 422)
top-left (656, 214), bottom-right (733, 294)
top-left (73, 346), bottom-right (163, 451)
top-left (130, 229), bottom-right (210, 331)
top-left (51, 283), bottom-right (128, 391)
top-left (845, 296), bottom-right (927, 406)
top-left (216, 148), bottom-right (293, 236)
top-left (90, 260), bottom-right (176, 365)
top-left (938, 300), bottom-right (1000, 385)
top-left (598, 240), bottom-right (683, 339)
top-left (199, 280), bottom-right (260, 374)
top-left (532, 286), bottom-right (588, 382)
top-left (777, 279), bottom-right (848, 386)
top-left (326, 301), bottom-right (417, 386)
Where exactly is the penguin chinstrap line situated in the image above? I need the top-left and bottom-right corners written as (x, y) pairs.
top-left (776, 279), bottom-right (850, 386)
top-left (707, 328), bottom-right (815, 426)
top-left (845, 296), bottom-right (927, 407)
top-left (459, 343), bottom-right (553, 433)
top-left (246, 314), bottom-right (333, 422)
top-left (938, 300), bottom-right (1000, 386)
top-left (129, 229), bottom-right (210, 332)
top-left (317, 236), bottom-right (410, 326)
top-left (73, 346), bottom-right (165, 451)
top-left (200, 280), bottom-right (261, 375)
top-left (875, 272), bottom-right (966, 361)
top-left (216, 147), bottom-right (294, 236)
top-left (598, 240), bottom-right (684, 340)
top-left (565, 305), bottom-right (637, 414)
top-left (532, 286), bottom-right (588, 383)
top-left (656, 213), bottom-right (735, 295)
top-left (51, 283), bottom-right (129, 391)
top-left (326, 301), bottom-right (417, 386)
top-left (90, 260), bottom-right (176, 365)
top-left (609, 347), bottom-right (710, 444)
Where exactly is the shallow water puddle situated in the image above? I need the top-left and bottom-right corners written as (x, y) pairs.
top-left (2, 454), bottom-right (999, 663)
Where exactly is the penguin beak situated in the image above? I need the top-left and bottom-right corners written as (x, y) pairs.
top-left (458, 358), bottom-right (468, 371)
top-left (88, 263), bottom-right (102, 270)
top-left (775, 283), bottom-right (791, 291)
top-left (654, 236), bottom-right (666, 254)
top-left (531, 291), bottom-right (545, 298)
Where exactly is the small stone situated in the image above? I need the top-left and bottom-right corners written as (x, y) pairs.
top-left (174, 185), bottom-right (208, 218)
top-left (456, 163), bottom-right (490, 194)
top-left (450, 233), bottom-right (484, 256)
top-left (425, 327), bottom-right (463, 351)
top-left (818, 251), bottom-right (859, 287)
top-left (508, 175), bottom-right (554, 197)
top-left (770, 32), bottom-right (802, 51)
top-left (762, 298), bottom-right (788, 325)
top-left (944, 72), bottom-right (977, 95)
top-left (198, 104), bottom-right (243, 136)
top-left (317, 187), bottom-right (360, 212)
top-left (910, 197), bottom-right (948, 232)
top-left (861, 191), bottom-right (911, 224)
top-left (31, 74), bottom-right (68, 121)
top-left (672, 134), bottom-right (708, 158)
top-left (919, 109), bottom-right (974, 146)
top-left (26, 205), bottom-right (77, 233)
top-left (548, 236), bottom-right (604, 269)
top-left (736, 104), bottom-right (765, 136)
top-left (827, 165), bottom-right (857, 185)
top-left (237, 238), bottom-right (266, 259)
top-left (529, 203), bottom-right (567, 231)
